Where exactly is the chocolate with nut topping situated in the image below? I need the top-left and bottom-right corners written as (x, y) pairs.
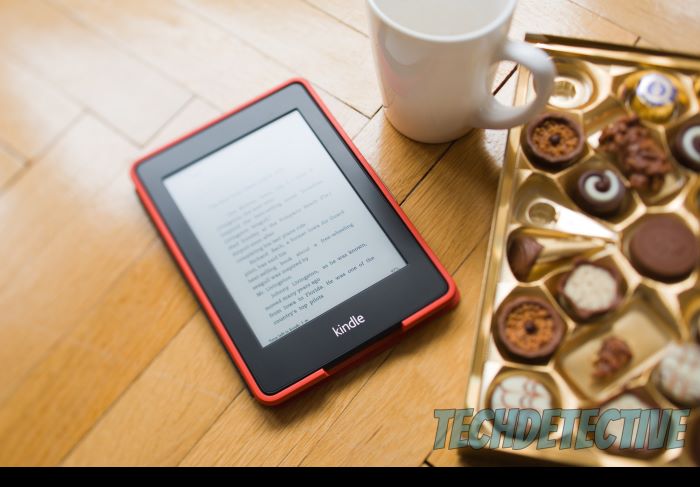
top-left (496, 296), bottom-right (565, 362)
top-left (525, 113), bottom-right (585, 169)
top-left (599, 115), bottom-right (672, 193)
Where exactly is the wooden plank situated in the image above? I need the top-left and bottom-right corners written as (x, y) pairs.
top-left (62, 312), bottom-right (242, 466)
top-left (0, 241), bottom-right (197, 466)
top-left (0, 145), bottom-right (24, 189)
top-left (570, 0), bottom-right (700, 53)
top-left (353, 112), bottom-right (449, 204)
top-left (0, 0), bottom-right (189, 145)
top-left (398, 123), bottom-right (508, 274)
top-left (179, 0), bottom-right (382, 117)
top-left (179, 350), bottom-right (391, 466)
top-left (0, 100), bottom-right (218, 405)
top-left (51, 0), bottom-right (367, 139)
top-left (0, 57), bottom-right (80, 160)
top-left (510, 0), bottom-right (638, 44)
top-left (306, 0), bottom-right (368, 35)
top-left (298, 236), bottom-right (489, 466)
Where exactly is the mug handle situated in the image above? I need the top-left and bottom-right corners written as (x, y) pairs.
top-left (473, 40), bottom-right (556, 130)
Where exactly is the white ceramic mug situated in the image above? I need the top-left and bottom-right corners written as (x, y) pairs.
top-left (367, 0), bottom-right (556, 143)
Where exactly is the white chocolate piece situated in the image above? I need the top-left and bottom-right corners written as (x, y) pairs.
top-left (490, 375), bottom-right (553, 414)
top-left (563, 264), bottom-right (618, 313)
top-left (583, 170), bottom-right (622, 202)
top-left (601, 393), bottom-right (652, 449)
top-left (656, 343), bottom-right (700, 406)
top-left (680, 126), bottom-right (700, 164)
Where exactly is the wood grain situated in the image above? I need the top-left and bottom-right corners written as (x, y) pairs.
top-left (0, 0), bottom-right (189, 145)
top-left (62, 312), bottom-right (242, 466)
top-left (306, 0), bottom-right (369, 35)
top-left (179, 0), bottom-right (382, 117)
top-left (0, 240), bottom-right (196, 465)
top-left (570, 0), bottom-right (700, 53)
top-left (0, 57), bottom-right (80, 160)
top-left (52, 0), bottom-right (368, 138)
top-left (0, 145), bottom-right (24, 189)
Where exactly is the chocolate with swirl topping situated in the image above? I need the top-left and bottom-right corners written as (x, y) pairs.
top-left (574, 169), bottom-right (627, 217)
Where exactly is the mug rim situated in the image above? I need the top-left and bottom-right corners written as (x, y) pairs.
top-left (367, 0), bottom-right (517, 44)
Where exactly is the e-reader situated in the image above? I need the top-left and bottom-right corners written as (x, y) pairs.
top-left (131, 78), bottom-right (458, 405)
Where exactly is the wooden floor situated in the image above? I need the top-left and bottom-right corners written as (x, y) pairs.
top-left (1, 0), bottom-right (699, 467)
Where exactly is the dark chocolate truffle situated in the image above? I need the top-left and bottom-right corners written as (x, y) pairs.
top-left (599, 115), bottom-right (672, 193)
top-left (558, 260), bottom-right (623, 321)
top-left (671, 115), bottom-right (700, 172)
top-left (507, 234), bottom-right (543, 281)
top-left (496, 296), bottom-right (565, 362)
top-left (525, 113), bottom-right (585, 169)
top-left (628, 216), bottom-right (699, 282)
top-left (574, 169), bottom-right (626, 217)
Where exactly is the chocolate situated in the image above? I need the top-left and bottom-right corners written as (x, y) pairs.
top-left (631, 72), bottom-right (678, 123)
top-left (496, 296), bottom-right (565, 361)
top-left (507, 235), bottom-right (543, 281)
top-left (671, 115), bottom-right (700, 171)
top-left (691, 422), bottom-right (700, 466)
top-left (574, 169), bottom-right (626, 217)
top-left (490, 374), bottom-right (553, 414)
top-left (599, 392), bottom-right (660, 457)
top-left (628, 215), bottom-right (699, 282)
top-left (558, 260), bottom-right (623, 321)
top-left (593, 336), bottom-right (633, 380)
top-left (656, 342), bottom-right (700, 406)
top-left (525, 113), bottom-right (585, 169)
top-left (599, 115), bottom-right (672, 193)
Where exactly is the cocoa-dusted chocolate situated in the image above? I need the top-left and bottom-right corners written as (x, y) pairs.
top-left (671, 115), bottom-right (700, 172)
top-left (525, 113), bottom-right (585, 169)
top-left (558, 260), bottom-right (623, 321)
top-left (593, 336), bottom-right (633, 380)
top-left (507, 234), bottom-right (543, 281)
top-left (628, 215), bottom-right (699, 282)
top-left (599, 115), bottom-right (672, 193)
top-left (574, 169), bottom-right (627, 217)
top-left (496, 296), bottom-right (565, 361)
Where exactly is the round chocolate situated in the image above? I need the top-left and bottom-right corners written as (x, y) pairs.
top-left (574, 169), bottom-right (626, 217)
top-left (671, 116), bottom-right (700, 172)
top-left (599, 392), bottom-right (661, 458)
top-left (496, 296), bottom-right (565, 361)
top-left (656, 343), bottom-right (700, 406)
top-left (558, 260), bottom-right (623, 321)
top-left (490, 374), bottom-right (553, 413)
top-left (631, 72), bottom-right (677, 123)
top-left (628, 216), bottom-right (699, 282)
top-left (525, 113), bottom-right (585, 169)
top-left (507, 234), bottom-right (544, 281)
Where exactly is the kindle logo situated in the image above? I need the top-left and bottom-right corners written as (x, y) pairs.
top-left (332, 315), bottom-right (366, 337)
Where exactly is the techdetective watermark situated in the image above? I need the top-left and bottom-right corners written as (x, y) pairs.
top-left (433, 408), bottom-right (691, 451)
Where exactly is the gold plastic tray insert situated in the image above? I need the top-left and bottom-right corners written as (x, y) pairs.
top-left (465, 35), bottom-right (700, 467)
